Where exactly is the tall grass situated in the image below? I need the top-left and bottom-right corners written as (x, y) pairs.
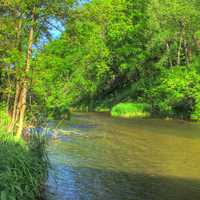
top-left (0, 104), bottom-right (10, 132)
top-left (111, 102), bottom-right (151, 118)
top-left (0, 105), bottom-right (48, 200)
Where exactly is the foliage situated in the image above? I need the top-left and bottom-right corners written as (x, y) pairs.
top-left (1, 0), bottom-right (200, 133)
top-left (32, 0), bottom-right (149, 111)
top-left (111, 102), bottom-right (151, 118)
top-left (29, 0), bottom-right (200, 120)
top-left (0, 131), bottom-right (48, 200)
top-left (0, 104), bottom-right (10, 131)
top-left (0, 106), bottom-right (48, 200)
top-left (0, 0), bottom-right (77, 136)
top-left (143, 67), bottom-right (200, 119)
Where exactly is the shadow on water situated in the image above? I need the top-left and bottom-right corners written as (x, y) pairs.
top-left (45, 165), bottom-right (200, 200)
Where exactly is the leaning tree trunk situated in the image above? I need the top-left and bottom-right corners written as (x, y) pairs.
top-left (8, 18), bottom-right (22, 132)
top-left (8, 81), bottom-right (21, 132)
top-left (16, 25), bottom-right (34, 137)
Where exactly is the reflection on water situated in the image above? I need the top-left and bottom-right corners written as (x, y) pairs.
top-left (44, 113), bottom-right (200, 200)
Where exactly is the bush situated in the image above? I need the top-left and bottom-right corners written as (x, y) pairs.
top-left (111, 102), bottom-right (151, 118)
top-left (145, 67), bottom-right (200, 120)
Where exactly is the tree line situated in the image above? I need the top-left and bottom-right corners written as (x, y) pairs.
top-left (34, 0), bottom-right (200, 119)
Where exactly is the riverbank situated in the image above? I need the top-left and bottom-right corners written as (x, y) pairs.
top-left (0, 131), bottom-right (48, 200)
top-left (0, 107), bottom-right (48, 200)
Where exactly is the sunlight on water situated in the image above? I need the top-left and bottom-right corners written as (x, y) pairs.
top-left (44, 113), bottom-right (200, 200)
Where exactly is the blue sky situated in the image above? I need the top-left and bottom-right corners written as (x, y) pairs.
top-left (35, 0), bottom-right (91, 49)
top-left (49, 20), bottom-right (65, 39)
top-left (49, 0), bottom-right (91, 39)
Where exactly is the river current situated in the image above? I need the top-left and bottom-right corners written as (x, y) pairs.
top-left (44, 112), bottom-right (200, 200)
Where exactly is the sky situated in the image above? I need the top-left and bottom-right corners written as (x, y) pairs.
top-left (49, 0), bottom-right (91, 39)
top-left (34, 0), bottom-right (91, 49)
top-left (49, 20), bottom-right (65, 39)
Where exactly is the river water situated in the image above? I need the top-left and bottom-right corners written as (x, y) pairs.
top-left (44, 113), bottom-right (200, 200)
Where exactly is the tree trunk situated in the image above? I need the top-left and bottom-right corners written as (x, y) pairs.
top-left (188, 47), bottom-right (192, 62)
top-left (183, 39), bottom-right (189, 65)
top-left (16, 24), bottom-right (34, 137)
top-left (177, 32), bottom-right (183, 66)
top-left (166, 42), bottom-right (172, 67)
top-left (6, 70), bottom-right (12, 114)
top-left (8, 18), bottom-right (22, 132)
top-left (8, 81), bottom-right (21, 132)
top-left (6, 88), bottom-right (11, 113)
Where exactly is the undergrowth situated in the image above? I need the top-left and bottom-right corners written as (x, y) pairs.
top-left (0, 105), bottom-right (48, 200)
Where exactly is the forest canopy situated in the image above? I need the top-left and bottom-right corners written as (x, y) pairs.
top-left (33, 0), bottom-right (200, 120)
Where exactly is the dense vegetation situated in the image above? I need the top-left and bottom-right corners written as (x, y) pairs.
top-left (31, 0), bottom-right (200, 120)
top-left (0, 133), bottom-right (47, 200)
top-left (0, 106), bottom-right (47, 200)
top-left (1, 0), bottom-right (200, 132)
top-left (0, 0), bottom-right (75, 136)
top-left (0, 0), bottom-right (72, 198)
top-left (0, 0), bottom-right (200, 198)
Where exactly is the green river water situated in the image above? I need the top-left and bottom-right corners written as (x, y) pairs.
top-left (44, 112), bottom-right (200, 200)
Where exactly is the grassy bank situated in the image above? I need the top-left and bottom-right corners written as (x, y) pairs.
top-left (111, 103), bottom-right (151, 118)
top-left (0, 132), bottom-right (48, 200)
top-left (0, 106), bottom-right (48, 200)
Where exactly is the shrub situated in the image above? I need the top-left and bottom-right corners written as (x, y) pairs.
top-left (145, 67), bottom-right (200, 120)
top-left (111, 102), bottom-right (151, 118)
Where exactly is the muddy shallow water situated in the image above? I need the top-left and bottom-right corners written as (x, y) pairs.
top-left (44, 113), bottom-right (200, 200)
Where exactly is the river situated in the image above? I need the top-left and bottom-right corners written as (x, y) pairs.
top-left (44, 112), bottom-right (200, 200)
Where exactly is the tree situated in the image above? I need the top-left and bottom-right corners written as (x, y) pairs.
top-left (33, 0), bottom-right (149, 110)
top-left (0, 0), bottom-right (76, 137)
